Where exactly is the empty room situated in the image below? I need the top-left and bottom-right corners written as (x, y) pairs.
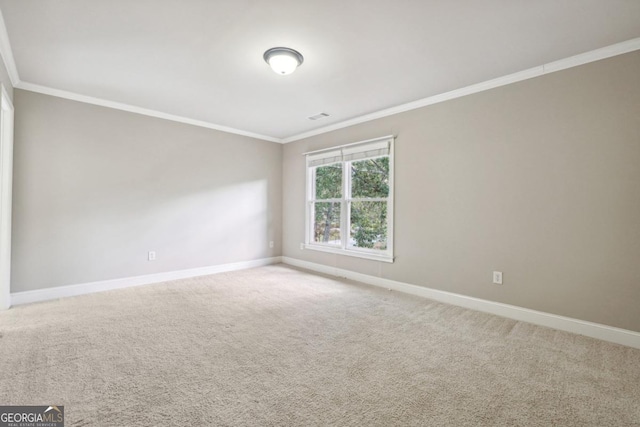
top-left (0, 1), bottom-right (639, 426)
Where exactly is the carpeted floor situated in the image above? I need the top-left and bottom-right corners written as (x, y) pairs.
top-left (0, 264), bottom-right (639, 426)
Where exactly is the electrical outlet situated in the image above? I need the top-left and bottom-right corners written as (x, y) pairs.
top-left (300, 243), bottom-right (304, 250)
top-left (148, 251), bottom-right (156, 261)
top-left (269, 241), bottom-right (274, 248)
top-left (493, 271), bottom-right (503, 285)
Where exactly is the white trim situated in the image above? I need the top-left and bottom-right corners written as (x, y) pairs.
top-left (542, 38), bottom-right (640, 74)
top-left (0, 3), bottom-right (637, 146)
top-left (282, 67), bottom-right (542, 144)
top-left (0, 8), bottom-right (19, 86)
top-left (14, 82), bottom-right (282, 143)
top-left (281, 257), bottom-right (640, 350)
top-left (0, 84), bottom-right (14, 310)
top-left (281, 37), bottom-right (640, 143)
top-left (10, 256), bottom-right (282, 306)
top-left (303, 244), bottom-right (394, 263)
top-left (387, 138), bottom-right (395, 259)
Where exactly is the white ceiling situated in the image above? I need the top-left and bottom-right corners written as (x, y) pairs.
top-left (0, 1), bottom-right (639, 141)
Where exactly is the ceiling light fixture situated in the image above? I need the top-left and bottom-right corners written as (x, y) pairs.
top-left (263, 47), bottom-right (304, 75)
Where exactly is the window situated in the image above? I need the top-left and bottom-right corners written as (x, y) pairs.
top-left (305, 136), bottom-right (394, 262)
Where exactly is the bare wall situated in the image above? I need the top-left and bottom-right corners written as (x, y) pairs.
top-left (282, 51), bottom-right (640, 332)
top-left (12, 89), bottom-right (282, 292)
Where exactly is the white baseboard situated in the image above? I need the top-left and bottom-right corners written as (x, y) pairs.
top-left (282, 256), bottom-right (640, 350)
top-left (10, 256), bottom-right (282, 306)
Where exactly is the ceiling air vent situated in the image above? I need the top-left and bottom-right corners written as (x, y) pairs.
top-left (308, 112), bottom-right (330, 121)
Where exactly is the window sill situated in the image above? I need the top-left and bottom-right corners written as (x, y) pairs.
top-left (303, 244), bottom-right (394, 263)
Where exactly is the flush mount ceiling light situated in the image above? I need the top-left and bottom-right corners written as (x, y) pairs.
top-left (263, 47), bottom-right (304, 75)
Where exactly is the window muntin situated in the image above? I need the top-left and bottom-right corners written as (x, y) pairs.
top-left (305, 136), bottom-right (394, 262)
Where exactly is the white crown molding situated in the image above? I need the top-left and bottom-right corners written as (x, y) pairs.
top-left (281, 37), bottom-right (640, 143)
top-left (15, 81), bottom-right (282, 143)
top-left (542, 37), bottom-right (640, 74)
top-left (0, 7), bottom-right (282, 143)
top-left (282, 257), bottom-right (640, 350)
top-left (0, 8), bottom-right (19, 86)
top-left (0, 0), bottom-right (638, 145)
top-left (10, 256), bottom-right (282, 306)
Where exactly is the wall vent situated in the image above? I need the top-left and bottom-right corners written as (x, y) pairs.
top-left (308, 112), bottom-right (330, 121)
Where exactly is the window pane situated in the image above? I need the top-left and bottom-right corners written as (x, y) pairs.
top-left (349, 201), bottom-right (387, 250)
top-left (351, 157), bottom-right (389, 199)
top-left (314, 164), bottom-right (342, 199)
top-left (313, 202), bottom-right (341, 245)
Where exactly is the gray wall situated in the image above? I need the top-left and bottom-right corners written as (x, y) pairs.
top-left (283, 51), bottom-right (640, 332)
top-left (10, 52), bottom-right (640, 332)
top-left (12, 90), bottom-right (282, 292)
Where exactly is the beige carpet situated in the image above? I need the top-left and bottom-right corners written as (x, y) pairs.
top-left (1, 264), bottom-right (639, 426)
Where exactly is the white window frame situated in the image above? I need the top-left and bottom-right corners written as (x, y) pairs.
top-left (304, 135), bottom-right (394, 263)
